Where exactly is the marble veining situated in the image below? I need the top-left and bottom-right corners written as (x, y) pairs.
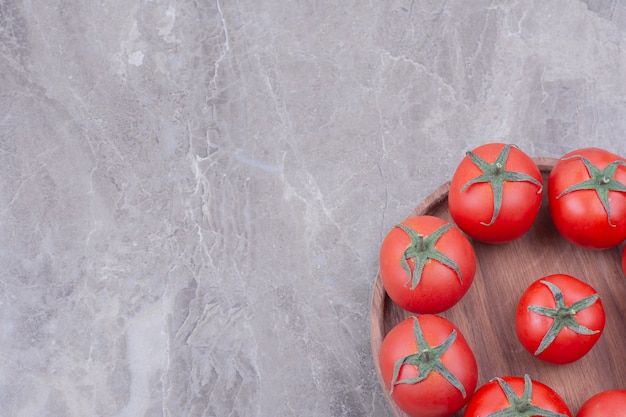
top-left (2, 1), bottom-right (626, 416)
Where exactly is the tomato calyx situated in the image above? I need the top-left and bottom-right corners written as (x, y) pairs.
top-left (396, 223), bottom-right (463, 290)
top-left (527, 280), bottom-right (600, 356)
top-left (460, 144), bottom-right (543, 226)
top-left (556, 154), bottom-right (626, 227)
top-left (390, 317), bottom-right (467, 397)
top-left (487, 374), bottom-right (568, 417)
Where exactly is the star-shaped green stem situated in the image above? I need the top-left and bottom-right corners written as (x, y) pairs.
top-left (486, 374), bottom-right (568, 417)
top-left (390, 317), bottom-right (466, 397)
top-left (528, 280), bottom-right (600, 356)
top-left (557, 154), bottom-right (626, 227)
top-left (461, 144), bottom-right (543, 226)
top-left (396, 223), bottom-right (463, 290)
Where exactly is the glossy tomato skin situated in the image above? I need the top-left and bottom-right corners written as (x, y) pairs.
top-left (380, 315), bottom-right (478, 417)
top-left (463, 376), bottom-right (572, 416)
top-left (577, 390), bottom-right (626, 417)
top-left (448, 143), bottom-right (543, 244)
top-left (548, 147), bottom-right (626, 249)
top-left (515, 274), bottom-right (605, 364)
top-left (379, 215), bottom-right (476, 313)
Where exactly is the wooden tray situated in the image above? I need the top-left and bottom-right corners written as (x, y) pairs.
top-left (370, 157), bottom-right (626, 416)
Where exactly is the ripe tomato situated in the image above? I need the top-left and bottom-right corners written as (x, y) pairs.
top-left (463, 374), bottom-right (572, 416)
top-left (448, 143), bottom-right (543, 244)
top-left (548, 147), bottom-right (626, 249)
top-left (577, 390), bottom-right (626, 417)
top-left (379, 315), bottom-right (478, 417)
top-left (515, 273), bottom-right (605, 364)
top-left (379, 215), bottom-right (476, 313)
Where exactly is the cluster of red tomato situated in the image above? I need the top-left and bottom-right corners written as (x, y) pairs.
top-left (377, 143), bottom-right (626, 417)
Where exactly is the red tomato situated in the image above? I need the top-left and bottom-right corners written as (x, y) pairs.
top-left (463, 374), bottom-right (572, 416)
top-left (515, 273), bottom-right (605, 364)
top-left (448, 143), bottom-right (543, 244)
top-left (379, 315), bottom-right (478, 417)
top-left (577, 390), bottom-right (626, 417)
top-left (379, 215), bottom-right (476, 313)
top-left (548, 147), bottom-right (626, 249)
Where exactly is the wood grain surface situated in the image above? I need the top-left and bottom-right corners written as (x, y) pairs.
top-left (370, 157), bottom-right (626, 416)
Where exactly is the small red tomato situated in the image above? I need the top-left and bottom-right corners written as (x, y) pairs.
top-left (548, 147), bottom-right (626, 249)
top-left (577, 390), bottom-right (626, 417)
top-left (379, 215), bottom-right (476, 313)
top-left (379, 315), bottom-right (478, 417)
top-left (448, 143), bottom-right (543, 244)
top-left (463, 374), bottom-right (572, 416)
top-left (515, 274), bottom-right (605, 364)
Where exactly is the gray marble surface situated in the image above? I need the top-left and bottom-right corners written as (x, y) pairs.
top-left (3, 1), bottom-right (626, 416)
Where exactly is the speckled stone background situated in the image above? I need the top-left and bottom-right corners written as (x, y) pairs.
top-left (2, 1), bottom-right (626, 416)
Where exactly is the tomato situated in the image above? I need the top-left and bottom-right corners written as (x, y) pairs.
top-left (515, 273), bottom-right (605, 364)
top-left (379, 215), bottom-right (476, 313)
top-left (548, 147), bottom-right (626, 249)
top-left (463, 374), bottom-right (572, 416)
top-left (577, 390), bottom-right (626, 417)
top-left (448, 143), bottom-right (543, 244)
top-left (379, 315), bottom-right (478, 417)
